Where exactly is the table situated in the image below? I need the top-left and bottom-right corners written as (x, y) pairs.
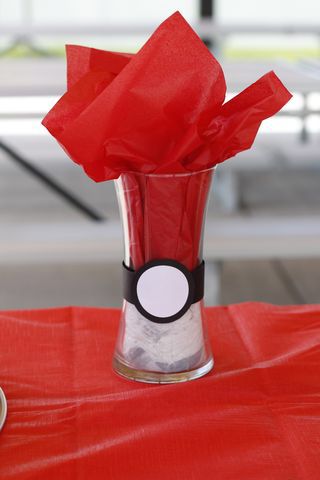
top-left (0, 303), bottom-right (319, 479)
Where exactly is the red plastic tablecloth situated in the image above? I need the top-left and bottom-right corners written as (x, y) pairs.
top-left (0, 303), bottom-right (319, 479)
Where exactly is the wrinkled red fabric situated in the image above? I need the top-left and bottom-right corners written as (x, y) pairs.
top-left (1, 303), bottom-right (319, 479)
top-left (42, 12), bottom-right (292, 182)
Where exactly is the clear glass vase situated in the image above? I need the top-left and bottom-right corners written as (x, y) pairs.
top-left (112, 167), bottom-right (215, 384)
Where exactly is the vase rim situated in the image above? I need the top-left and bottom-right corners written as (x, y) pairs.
top-left (116, 165), bottom-right (217, 179)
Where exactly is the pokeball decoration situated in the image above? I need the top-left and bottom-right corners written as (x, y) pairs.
top-left (41, 12), bottom-right (292, 383)
top-left (123, 259), bottom-right (204, 323)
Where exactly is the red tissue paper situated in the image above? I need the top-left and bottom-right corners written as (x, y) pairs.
top-left (42, 11), bottom-right (292, 182)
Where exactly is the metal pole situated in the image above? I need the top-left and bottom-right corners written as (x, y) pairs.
top-left (200, 0), bottom-right (214, 48)
top-left (0, 140), bottom-right (105, 222)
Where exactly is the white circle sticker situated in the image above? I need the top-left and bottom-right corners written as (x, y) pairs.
top-left (136, 265), bottom-right (190, 318)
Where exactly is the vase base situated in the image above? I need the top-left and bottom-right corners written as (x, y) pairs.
top-left (112, 356), bottom-right (214, 384)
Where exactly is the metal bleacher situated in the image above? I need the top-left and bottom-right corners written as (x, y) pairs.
top-left (0, 1), bottom-right (320, 305)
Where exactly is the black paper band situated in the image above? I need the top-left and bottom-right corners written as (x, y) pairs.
top-left (122, 259), bottom-right (205, 324)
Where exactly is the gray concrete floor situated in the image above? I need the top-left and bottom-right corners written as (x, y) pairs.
top-left (0, 135), bottom-right (320, 309)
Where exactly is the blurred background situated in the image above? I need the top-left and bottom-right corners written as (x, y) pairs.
top-left (0, 0), bottom-right (319, 309)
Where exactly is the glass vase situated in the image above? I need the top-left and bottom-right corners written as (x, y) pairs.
top-left (112, 167), bottom-right (215, 384)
